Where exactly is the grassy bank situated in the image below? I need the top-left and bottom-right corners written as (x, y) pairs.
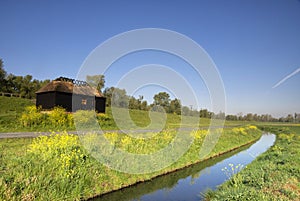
top-left (204, 125), bottom-right (300, 201)
top-left (0, 125), bottom-right (261, 200)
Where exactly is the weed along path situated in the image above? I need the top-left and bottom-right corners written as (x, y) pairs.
top-left (90, 133), bottom-right (275, 201)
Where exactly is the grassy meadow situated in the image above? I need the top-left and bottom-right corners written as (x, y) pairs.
top-left (1, 96), bottom-right (298, 200)
top-left (0, 96), bottom-right (243, 133)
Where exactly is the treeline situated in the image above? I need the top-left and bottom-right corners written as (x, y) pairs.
top-left (226, 113), bottom-right (300, 123)
top-left (0, 59), bottom-right (50, 99)
top-left (1, 58), bottom-right (299, 123)
top-left (103, 88), bottom-right (182, 115)
top-left (102, 87), bottom-right (300, 122)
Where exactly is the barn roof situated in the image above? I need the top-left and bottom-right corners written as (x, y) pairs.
top-left (36, 80), bottom-right (104, 97)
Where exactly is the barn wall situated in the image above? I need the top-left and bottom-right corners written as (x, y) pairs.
top-left (36, 91), bottom-right (106, 113)
top-left (36, 92), bottom-right (56, 109)
top-left (72, 94), bottom-right (96, 112)
top-left (96, 97), bottom-right (106, 113)
top-left (55, 92), bottom-right (73, 112)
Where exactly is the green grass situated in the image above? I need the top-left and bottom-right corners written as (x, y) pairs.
top-left (0, 96), bottom-right (34, 114)
top-left (0, 96), bottom-right (211, 132)
top-left (0, 96), bottom-right (34, 132)
top-left (0, 96), bottom-right (253, 133)
top-left (204, 124), bottom-right (300, 201)
top-left (0, 126), bottom-right (261, 200)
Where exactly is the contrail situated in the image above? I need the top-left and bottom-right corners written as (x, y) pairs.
top-left (272, 67), bottom-right (300, 89)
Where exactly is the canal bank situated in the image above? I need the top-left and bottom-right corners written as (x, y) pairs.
top-left (90, 133), bottom-right (275, 201)
top-left (204, 126), bottom-right (300, 201)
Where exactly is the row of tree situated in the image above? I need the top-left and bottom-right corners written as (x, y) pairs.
top-left (1, 58), bottom-right (299, 122)
top-left (226, 113), bottom-right (300, 123)
top-left (103, 88), bottom-right (182, 115)
top-left (102, 86), bottom-right (300, 122)
top-left (0, 59), bottom-right (50, 99)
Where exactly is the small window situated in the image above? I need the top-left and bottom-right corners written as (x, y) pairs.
top-left (81, 99), bottom-right (87, 105)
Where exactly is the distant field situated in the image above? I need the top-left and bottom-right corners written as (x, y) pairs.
top-left (0, 96), bottom-right (296, 133)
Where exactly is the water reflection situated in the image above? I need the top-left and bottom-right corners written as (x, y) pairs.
top-left (91, 133), bottom-right (275, 201)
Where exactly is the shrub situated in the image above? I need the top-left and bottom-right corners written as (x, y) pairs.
top-left (97, 113), bottom-right (111, 121)
top-left (73, 110), bottom-right (98, 129)
top-left (97, 113), bottom-right (115, 129)
top-left (20, 106), bottom-right (44, 127)
top-left (48, 107), bottom-right (73, 128)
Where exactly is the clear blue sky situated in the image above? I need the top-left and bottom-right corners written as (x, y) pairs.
top-left (1, 0), bottom-right (300, 117)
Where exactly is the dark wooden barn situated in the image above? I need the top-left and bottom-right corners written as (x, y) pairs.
top-left (36, 77), bottom-right (106, 113)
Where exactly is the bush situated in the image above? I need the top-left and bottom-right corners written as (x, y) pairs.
top-left (48, 107), bottom-right (73, 129)
top-left (73, 110), bottom-right (98, 129)
top-left (20, 106), bottom-right (45, 127)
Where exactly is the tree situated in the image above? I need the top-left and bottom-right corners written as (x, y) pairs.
top-left (103, 87), bottom-right (128, 108)
top-left (200, 109), bottom-right (208, 118)
top-left (245, 113), bottom-right (254, 121)
top-left (169, 98), bottom-right (181, 115)
top-left (129, 96), bottom-right (139, 110)
top-left (226, 114), bottom-right (238, 121)
top-left (103, 87), bottom-right (114, 106)
top-left (20, 75), bottom-right (34, 98)
top-left (285, 114), bottom-right (294, 122)
top-left (0, 59), bottom-right (7, 91)
top-left (86, 75), bottom-right (105, 92)
top-left (153, 92), bottom-right (170, 109)
top-left (181, 106), bottom-right (190, 116)
top-left (213, 111), bottom-right (225, 119)
top-left (140, 100), bottom-right (149, 111)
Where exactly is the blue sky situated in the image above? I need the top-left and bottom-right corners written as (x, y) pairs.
top-left (1, 0), bottom-right (300, 117)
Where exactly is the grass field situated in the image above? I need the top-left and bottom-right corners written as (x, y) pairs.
top-left (0, 96), bottom-right (246, 133)
top-left (1, 96), bottom-right (298, 200)
top-left (0, 126), bottom-right (261, 200)
top-left (204, 125), bottom-right (300, 201)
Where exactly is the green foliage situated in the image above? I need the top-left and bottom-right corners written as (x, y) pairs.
top-left (86, 74), bottom-right (105, 92)
top-left (5, 74), bottom-right (50, 99)
top-left (221, 163), bottom-right (244, 188)
top-left (18, 106), bottom-right (74, 130)
top-left (153, 92), bottom-right (170, 109)
top-left (0, 58), bottom-right (51, 99)
top-left (97, 112), bottom-right (115, 128)
top-left (20, 105), bottom-right (44, 127)
top-left (0, 96), bottom-right (34, 131)
top-left (48, 107), bottom-right (73, 129)
top-left (0, 59), bottom-right (6, 91)
top-left (73, 110), bottom-right (98, 129)
top-left (0, 96), bottom-right (33, 114)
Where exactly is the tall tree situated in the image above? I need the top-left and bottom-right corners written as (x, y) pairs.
top-left (0, 59), bottom-right (7, 91)
top-left (103, 87), bottom-right (115, 106)
top-left (103, 87), bottom-right (128, 108)
top-left (169, 98), bottom-right (181, 115)
top-left (86, 74), bottom-right (105, 92)
top-left (153, 92), bottom-right (170, 108)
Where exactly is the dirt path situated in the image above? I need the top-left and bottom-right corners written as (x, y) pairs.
top-left (0, 125), bottom-right (239, 139)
